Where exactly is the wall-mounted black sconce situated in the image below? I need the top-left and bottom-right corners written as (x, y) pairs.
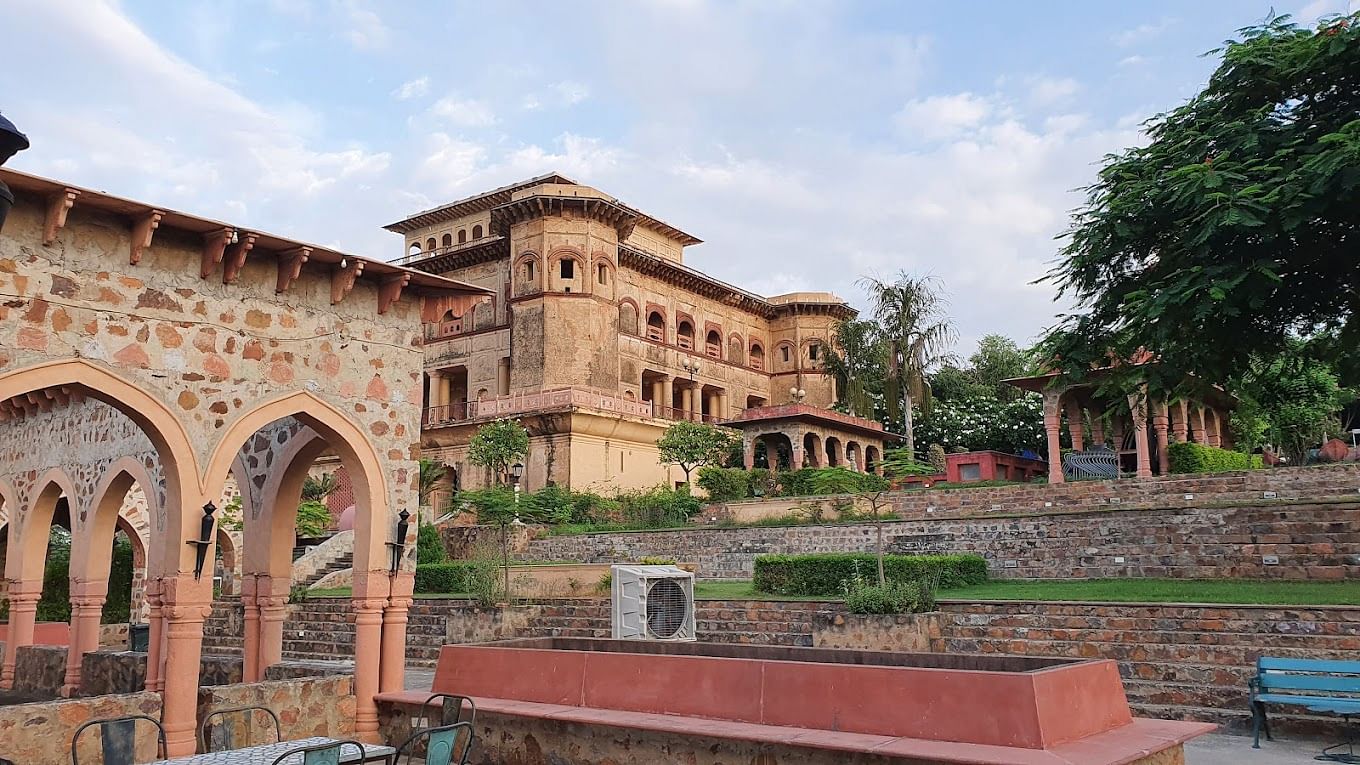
top-left (0, 113), bottom-right (30, 235)
top-left (186, 501), bottom-right (218, 580)
top-left (388, 509), bottom-right (411, 574)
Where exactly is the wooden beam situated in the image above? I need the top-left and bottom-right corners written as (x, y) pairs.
top-left (43, 189), bottom-right (79, 245)
top-left (377, 273), bottom-right (411, 314)
top-left (276, 246), bottom-right (311, 293)
top-left (201, 229), bottom-right (233, 279)
top-left (330, 259), bottom-right (365, 304)
top-left (222, 233), bottom-right (257, 284)
top-left (129, 210), bottom-right (163, 265)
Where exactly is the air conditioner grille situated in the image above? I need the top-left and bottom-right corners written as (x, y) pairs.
top-left (646, 578), bottom-right (688, 638)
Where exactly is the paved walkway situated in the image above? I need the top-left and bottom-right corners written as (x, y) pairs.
top-left (1188, 732), bottom-right (1332, 764)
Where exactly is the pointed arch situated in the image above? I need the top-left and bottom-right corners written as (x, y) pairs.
top-left (4, 467), bottom-right (77, 584)
top-left (71, 456), bottom-right (158, 584)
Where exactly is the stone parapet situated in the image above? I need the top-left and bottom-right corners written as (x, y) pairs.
top-left (0, 691), bottom-right (162, 764)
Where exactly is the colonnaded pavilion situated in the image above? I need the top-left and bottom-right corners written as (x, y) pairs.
top-left (0, 168), bottom-right (490, 755)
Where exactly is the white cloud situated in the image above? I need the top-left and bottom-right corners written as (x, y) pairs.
top-left (392, 76), bottom-right (429, 100)
top-left (1112, 19), bottom-right (1174, 47)
top-left (1119, 55), bottom-right (1148, 67)
top-left (430, 95), bottom-right (497, 127)
top-left (1299, 0), bottom-right (1360, 20)
top-left (552, 80), bottom-right (590, 106)
top-left (895, 93), bottom-right (992, 141)
top-left (332, 0), bottom-right (390, 51)
top-left (1025, 76), bottom-right (1080, 107)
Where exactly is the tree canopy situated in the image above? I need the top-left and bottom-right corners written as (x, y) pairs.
top-left (1040, 12), bottom-right (1360, 391)
top-left (466, 418), bottom-right (530, 485)
top-left (657, 420), bottom-right (740, 483)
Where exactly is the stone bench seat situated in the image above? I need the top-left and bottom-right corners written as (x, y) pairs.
top-left (376, 689), bottom-right (1214, 765)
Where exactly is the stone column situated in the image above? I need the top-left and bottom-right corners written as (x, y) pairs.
top-left (380, 571), bottom-right (414, 694)
top-left (1065, 400), bottom-right (1085, 452)
top-left (661, 377), bottom-right (674, 419)
top-left (239, 575), bottom-right (259, 681)
top-left (718, 391), bottom-right (729, 420)
top-left (427, 370), bottom-right (443, 408)
top-left (496, 358), bottom-right (510, 396)
top-left (62, 588), bottom-right (107, 696)
top-left (742, 435), bottom-right (755, 469)
top-left (351, 594), bottom-right (386, 743)
top-left (159, 587), bottom-right (212, 756)
top-left (1043, 390), bottom-right (1064, 483)
top-left (791, 445), bottom-right (805, 469)
top-left (690, 384), bottom-right (703, 421)
top-left (679, 386), bottom-right (692, 422)
top-left (1127, 392), bottom-right (1153, 478)
top-left (439, 374), bottom-right (452, 413)
top-left (1193, 405), bottom-right (1208, 444)
top-left (1089, 407), bottom-right (1106, 448)
top-left (0, 585), bottom-right (40, 688)
top-left (650, 380), bottom-right (663, 416)
top-left (258, 588), bottom-right (288, 676)
top-left (1171, 400), bottom-right (1188, 443)
top-left (143, 579), bottom-right (163, 692)
top-left (1206, 408), bottom-right (1222, 447)
top-left (1152, 399), bottom-right (1171, 475)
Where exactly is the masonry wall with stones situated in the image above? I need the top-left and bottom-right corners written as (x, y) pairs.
top-left (518, 500), bottom-right (1360, 580)
top-left (0, 188), bottom-right (426, 570)
top-left (0, 690), bottom-right (163, 764)
top-left (196, 675), bottom-right (356, 744)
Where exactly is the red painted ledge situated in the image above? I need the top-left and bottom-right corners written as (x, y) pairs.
top-left (376, 691), bottom-right (1214, 765)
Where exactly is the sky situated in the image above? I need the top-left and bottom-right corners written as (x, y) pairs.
top-left (2, 0), bottom-right (1356, 356)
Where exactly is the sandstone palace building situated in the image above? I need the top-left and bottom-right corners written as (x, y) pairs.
top-left (388, 175), bottom-right (890, 492)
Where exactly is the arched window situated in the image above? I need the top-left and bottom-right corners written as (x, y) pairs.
top-left (472, 224), bottom-right (483, 239)
top-left (676, 320), bottom-right (695, 350)
top-left (458, 229), bottom-right (467, 244)
top-left (749, 342), bottom-right (765, 371)
top-left (425, 237), bottom-right (437, 251)
top-left (728, 336), bottom-right (743, 364)
top-left (646, 311), bottom-right (665, 342)
top-left (441, 233), bottom-right (453, 248)
top-left (619, 302), bottom-right (639, 335)
top-left (597, 263), bottom-right (608, 285)
top-left (408, 242), bottom-right (421, 258)
top-left (780, 344), bottom-right (792, 363)
top-left (705, 330), bottom-right (721, 358)
top-left (808, 342), bottom-right (820, 361)
top-left (525, 261), bottom-right (535, 282)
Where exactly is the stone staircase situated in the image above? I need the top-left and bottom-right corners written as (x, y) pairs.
top-left (290, 530), bottom-right (355, 588)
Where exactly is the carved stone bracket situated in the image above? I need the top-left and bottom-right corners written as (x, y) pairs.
top-left (331, 259), bottom-right (365, 304)
top-left (222, 233), bottom-right (257, 284)
top-left (129, 210), bottom-right (163, 265)
top-left (276, 246), bottom-right (311, 293)
top-left (43, 189), bottom-right (80, 245)
top-left (201, 229), bottom-right (233, 279)
top-left (377, 273), bottom-right (411, 314)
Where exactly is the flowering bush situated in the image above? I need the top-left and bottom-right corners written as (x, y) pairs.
top-left (914, 394), bottom-right (1046, 455)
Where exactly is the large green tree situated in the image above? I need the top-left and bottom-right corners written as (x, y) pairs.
top-left (1230, 340), bottom-right (1354, 463)
top-left (824, 318), bottom-right (885, 419)
top-left (657, 420), bottom-right (740, 484)
top-left (1041, 13), bottom-right (1360, 391)
top-left (858, 273), bottom-right (955, 456)
top-left (467, 419), bottom-right (530, 485)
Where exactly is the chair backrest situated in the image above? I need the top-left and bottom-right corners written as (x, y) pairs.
top-left (1257, 657), bottom-right (1360, 694)
top-left (395, 721), bottom-right (475, 765)
top-left (269, 739), bottom-right (366, 765)
top-left (423, 693), bottom-right (477, 727)
top-left (199, 705), bottom-right (282, 752)
top-left (71, 714), bottom-right (167, 765)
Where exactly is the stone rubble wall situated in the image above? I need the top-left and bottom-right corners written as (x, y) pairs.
top-left (0, 690), bottom-right (163, 764)
top-left (196, 675), bottom-right (356, 745)
top-left (520, 501), bottom-right (1360, 580)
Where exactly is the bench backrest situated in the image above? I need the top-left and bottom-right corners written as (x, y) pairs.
top-left (1257, 657), bottom-right (1360, 695)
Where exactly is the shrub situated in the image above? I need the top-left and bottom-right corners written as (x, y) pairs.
top-left (753, 553), bottom-right (987, 596)
top-left (773, 467), bottom-right (886, 497)
top-left (414, 562), bottom-right (475, 593)
top-left (845, 582), bottom-right (927, 614)
top-left (1166, 442), bottom-right (1256, 474)
top-left (697, 466), bottom-right (750, 502)
top-left (616, 485), bottom-right (701, 528)
top-left (416, 523), bottom-right (447, 565)
top-left (528, 485), bottom-right (619, 525)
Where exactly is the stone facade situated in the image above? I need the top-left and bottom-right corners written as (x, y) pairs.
top-left (520, 500), bottom-right (1360, 580)
top-left (390, 176), bottom-right (887, 492)
top-left (196, 675), bottom-right (356, 744)
top-left (0, 690), bottom-right (163, 764)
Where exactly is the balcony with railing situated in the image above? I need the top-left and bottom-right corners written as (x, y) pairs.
top-left (423, 387), bottom-right (655, 427)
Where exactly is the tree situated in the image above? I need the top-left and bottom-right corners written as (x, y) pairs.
top-left (656, 420), bottom-right (741, 484)
top-left (824, 319), bottom-right (885, 419)
top-left (417, 458), bottom-right (446, 509)
top-left (809, 469), bottom-right (892, 585)
top-left (467, 419), bottom-right (530, 485)
top-left (969, 335), bottom-right (1034, 401)
top-left (1041, 12), bottom-right (1360, 391)
top-left (301, 472), bottom-right (338, 502)
top-left (1230, 341), bottom-right (1354, 463)
top-left (858, 273), bottom-right (955, 456)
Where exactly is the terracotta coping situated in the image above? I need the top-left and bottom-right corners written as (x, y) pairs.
top-left (375, 691), bottom-right (1214, 765)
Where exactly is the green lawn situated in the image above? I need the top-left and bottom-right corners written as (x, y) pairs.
top-left (943, 578), bottom-right (1360, 605)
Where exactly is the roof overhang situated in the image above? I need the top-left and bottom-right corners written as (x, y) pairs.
top-left (724, 404), bottom-right (898, 441)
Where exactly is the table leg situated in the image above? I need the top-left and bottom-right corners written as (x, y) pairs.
top-left (1317, 715), bottom-right (1360, 764)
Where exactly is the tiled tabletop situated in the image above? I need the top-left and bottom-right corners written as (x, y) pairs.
top-left (147, 736), bottom-right (395, 765)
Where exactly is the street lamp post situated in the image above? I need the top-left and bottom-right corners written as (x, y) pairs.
top-left (789, 386), bottom-right (806, 404)
top-left (503, 462), bottom-right (525, 600)
top-left (682, 358), bottom-right (700, 421)
top-left (0, 113), bottom-right (31, 235)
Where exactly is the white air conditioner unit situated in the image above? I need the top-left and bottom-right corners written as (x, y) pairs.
top-left (610, 564), bottom-right (696, 641)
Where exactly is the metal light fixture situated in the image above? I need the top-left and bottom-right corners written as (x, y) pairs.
top-left (790, 387), bottom-right (806, 403)
top-left (0, 112), bottom-right (30, 235)
top-left (510, 462), bottom-right (525, 504)
top-left (387, 509), bottom-right (411, 574)
top-left (682, 358), bottom-right (700, 381)
top-left (186, 502), bottom-right (218, 580)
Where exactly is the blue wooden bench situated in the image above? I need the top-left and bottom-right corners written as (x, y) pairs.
top-left (1251, 657), bottom-right (1360, 757)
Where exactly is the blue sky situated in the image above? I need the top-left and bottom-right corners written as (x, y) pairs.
top-left (2, 0), bottom-right (1354, 355)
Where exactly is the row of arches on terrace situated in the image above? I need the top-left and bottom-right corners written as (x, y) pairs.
top-left (0, 359), bottom-right (411, 752)
top-left (745, 431), bottom-right (882, 474)
top-left (621, 301), bottom-right (769, 371)
top-left (407, 224), bottom-right (485, 258)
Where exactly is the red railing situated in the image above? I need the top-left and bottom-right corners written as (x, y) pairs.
top-left (423, 388), bottom-right (655, 426)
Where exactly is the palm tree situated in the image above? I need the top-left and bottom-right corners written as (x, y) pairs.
top-left (858, 273), bottom-right (955, 457)
top-left (417, 458), bottom-right (446, 507)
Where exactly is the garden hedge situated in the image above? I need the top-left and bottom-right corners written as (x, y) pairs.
top-left (1166, 442), bottom-right (1259, 474)
top-left (753, 553), bottom-right (987, 596)
top-left (414, 562), bottom-right (476, 593)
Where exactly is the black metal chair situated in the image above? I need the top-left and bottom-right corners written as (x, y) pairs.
top-left (421, 692), bottom-right (476, 727)
top-left (268, 738), bottom-right (366, 765)
top-left (71, 714), bottom-right (167, 765)
top-left (199, 704), bottom-right (282, 752)
top-left (393, 721), bottom-right (474, 765)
